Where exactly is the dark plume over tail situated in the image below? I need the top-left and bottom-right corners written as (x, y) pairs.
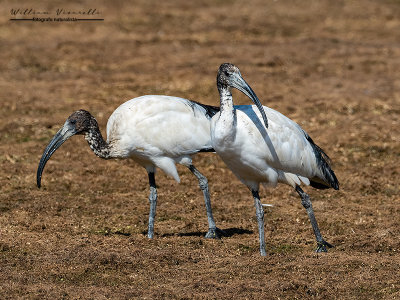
top-left (190, 101), bottom-right (220, 118)
top-left (198, 147), bottom-right (216, 153)
top-left (305, 134), bottom-right (339, 190)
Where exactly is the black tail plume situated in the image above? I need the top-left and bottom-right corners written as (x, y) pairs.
top-left (305, 133), bottom-right (339, 190)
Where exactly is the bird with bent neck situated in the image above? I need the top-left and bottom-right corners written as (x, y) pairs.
top-left (37, 95), bottom-right (222, 240)
top-left (211, 63), bottom-right (339, 256)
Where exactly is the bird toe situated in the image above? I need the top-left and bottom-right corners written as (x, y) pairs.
top-left (315, 240), bottom-right (333, 252)
top-left (205, 227), bottom-right (225, 239)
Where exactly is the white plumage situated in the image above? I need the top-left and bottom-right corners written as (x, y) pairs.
top-left (37, 95), bottom-right (222, 239)
top-left (212, 104), bottom-right (317, 190)
top-left (211, 63), bottom-right (339, 256)
top-left (107, 96), bottom-right (215, 181)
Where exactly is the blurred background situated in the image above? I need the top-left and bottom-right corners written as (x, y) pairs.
top-left (1, 0), bottom-right (399, 298)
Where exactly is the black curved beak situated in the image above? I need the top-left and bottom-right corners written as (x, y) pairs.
top-left (231, 73), bottom-right (269, 129)
top-left (37, 120), bottom-right (76, 188)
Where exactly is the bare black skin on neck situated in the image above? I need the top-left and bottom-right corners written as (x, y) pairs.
top-left (217, 63), bottom-right (238, 116)
top-left (216, 63), bottom-right (238, 96)
top-left (69, 110), bottom-right (111, 159)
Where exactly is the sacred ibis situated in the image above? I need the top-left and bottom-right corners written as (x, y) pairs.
top-left (211, 63), bottom-right (339, 256)
top-left (37, 95), bottom-right (223, 239)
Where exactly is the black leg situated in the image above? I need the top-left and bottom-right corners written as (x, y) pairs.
top-left (147, 171), bottom-right (157, 239)
top-left (295, 185), bottom-right (333, 252)
top-left (252, 190), bottom-right (267, 256)
top-left (188, 165), bottom-right (223, 239)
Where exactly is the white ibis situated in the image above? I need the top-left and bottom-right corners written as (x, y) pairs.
top-left (210, 63), bottom-right (339, 256)
top-left (37, 95), bottom-right (223, 239)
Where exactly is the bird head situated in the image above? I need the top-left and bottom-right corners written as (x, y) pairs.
top-left (217, 63), bottom-right (242, 88)
top-left (217, 63), bottom-right (268, 128)
top-left (36, 109), bottom-right (95, 188)
top-left (66, 109), bottom-right (95, 135)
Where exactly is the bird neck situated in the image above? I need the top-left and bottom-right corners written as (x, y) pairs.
top-left (84, 121), bottom-right (111, 159)
top-left (218, 85), bottom-right (236, 129)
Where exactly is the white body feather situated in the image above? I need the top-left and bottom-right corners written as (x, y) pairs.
top-left (211, 104), bottom-right (322, 191)
top-left (106, 95), bottom-right (213, 182)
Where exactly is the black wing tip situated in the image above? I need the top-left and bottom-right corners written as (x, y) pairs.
top-left (305, 133), bottom-right (339, 190)
top-left (330, 170), bottom-right (340, 190)
top-left (198, 147), bottom-right (216, 153)
top-left (189, 100), bottom-right (220, 118)
top-left (310, 178), bottom-right (339, 190)
top-left (322, 162), bottom-right (340, 190)
top-left (310, 181), bottom-right (330, 190)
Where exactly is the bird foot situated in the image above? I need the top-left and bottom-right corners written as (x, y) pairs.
top-left (205, 227), bottom-right (225, 239)
top-left (315, 240), bottom-right (334, 252)
top-left (260, 248), bottom-right (267, 256)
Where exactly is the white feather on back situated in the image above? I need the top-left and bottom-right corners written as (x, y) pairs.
top-left (212, 104), bottom-right (321, 188)
top-left (106, 95), bottom-right (213, 181)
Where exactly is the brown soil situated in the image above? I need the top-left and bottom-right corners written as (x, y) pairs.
top-left (1, 0), bottom-right (400, 298)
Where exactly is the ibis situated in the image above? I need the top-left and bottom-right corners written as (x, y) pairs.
top-left (37, 95), bottom-right (223, 239)
top-left (210, 63), bottom-right (339, 256)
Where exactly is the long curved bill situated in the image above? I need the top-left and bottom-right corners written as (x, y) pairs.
top-left (231, 73), bottom-right (269, 129)
top-left (37, 121), bottom-right (76, 188)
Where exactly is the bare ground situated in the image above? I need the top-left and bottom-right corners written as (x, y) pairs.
top-left (0, 0), bottom-right (400, 298)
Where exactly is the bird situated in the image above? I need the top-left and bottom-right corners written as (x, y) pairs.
top-left (210, 63), bottom-right (339, 256)
top-left (37, 95), bottom-right (223, 239)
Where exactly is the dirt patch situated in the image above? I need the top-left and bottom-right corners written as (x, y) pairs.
top-left (1, 0), bottom-right (399, 298)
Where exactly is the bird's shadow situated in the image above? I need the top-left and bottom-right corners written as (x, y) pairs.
top-left (159, 227), bottom-right (253, 238)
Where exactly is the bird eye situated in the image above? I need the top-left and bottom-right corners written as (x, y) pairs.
top-left (70, 120), bottom-right (76, 125)
top-left (224, 71), bottom-right (230, 77)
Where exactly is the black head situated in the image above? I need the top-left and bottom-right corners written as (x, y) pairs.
top-left (217, 63), bottom-right (269, 128)
top-left (217, 63), bottom-right (242, 88)
top-left (36, 109), bottom-right (96, 188)
top-left (66, 109), bottom-right (95, 135)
